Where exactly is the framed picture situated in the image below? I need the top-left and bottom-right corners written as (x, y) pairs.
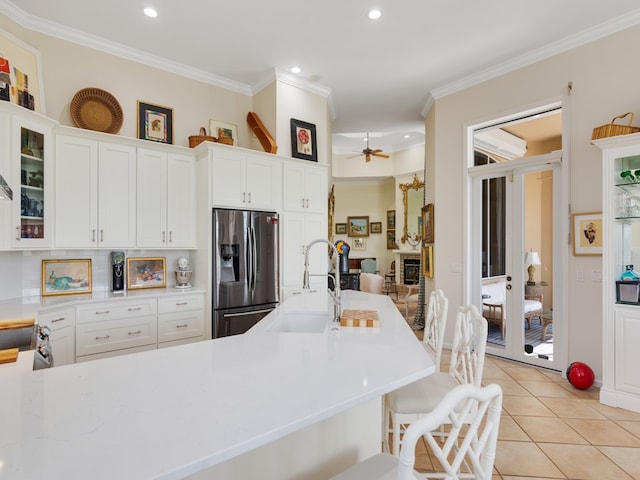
top-left (42, 259), bottom-right (92, 296)
top-left (137, 101), bottom-right (173, 144)
top-left (353, 238), bottom-right (366, 251)
top-left (209, 119), bottom-right (238, 146)
top-left (423, 203), bottom-right (434, 243)
top-left (370, 222), bottom-right (382, 234)
top-left (1, 27), bottom-right (45, 113)
top-left (347, 216), bottom-right (369, 237)
top-left (126, 257), bottom-right (167, 289)
top-left (290, 118), bottom-right (317, 162)
top-left (387, 230), bottom-right (397, 250)
top-left (572, 212), bottom-right (603, 256)
top-left (335, 222), bottom-right (347, 235)
top-left (422, 245), bottom-right (434, 278)
top-left (386, 210), bottom-right (396, 230)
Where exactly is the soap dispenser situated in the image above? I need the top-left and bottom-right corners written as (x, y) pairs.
top-left (620, 264), bottom-right (639, 281)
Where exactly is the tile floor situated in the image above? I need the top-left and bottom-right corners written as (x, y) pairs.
top-left (414, 350), bottom-right (640, 479)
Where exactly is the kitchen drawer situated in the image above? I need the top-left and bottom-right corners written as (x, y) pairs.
top-left (76, 315), bottom-right (157, 357)
top-left (76, 299), bottom-right (157, 324)
top-left (157, 294), bottom-right (204, 314)
top-left (158, 310), bottom-right (204, 343)
top-left (75, 344), bottom-right (156, 363)
top-left (38, 306), bottom-right (75, 331)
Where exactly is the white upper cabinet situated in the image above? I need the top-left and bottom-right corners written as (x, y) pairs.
top-left (55, 134), bottom-right (136, 248)
top-left (209, 145), bottom-right (282, 210)
top-left (137, 148), bottom-right (195, 248)
top-left (282, 162), bottom-right (327, 213)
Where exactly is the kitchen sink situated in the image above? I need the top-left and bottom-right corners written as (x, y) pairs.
top-left (266, 312), bottom-right (330, 333)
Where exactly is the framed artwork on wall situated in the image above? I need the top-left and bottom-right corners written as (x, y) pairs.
top-left (422, 203), bottom-right (434, 243)
top-left (386, 210), bottom-right (396, 230)
top-left (370, 222), bottom-right (382, 234)
top-left (137, 101), bottom-right (173, 144)
top-left (353, 238), bottom-right (366, 251)
top-left (572, 212), bottom-right (603, 256)
top-left (41, 259), bottom-right (92, 296)
top-left (126, 257), bottom-right (166, 289)
top-left (209, 119), bottom-right (238, 146)
top-left (335, 223), bottom-right (347, 234)
top-left (290, 118), bottom-right (317, 162)
top-left (422, 245), bottom-right (433, 277)
top-left (386, 230), bottom-right (397, 250)
top-left (347, 216), bottom-right (369, 237)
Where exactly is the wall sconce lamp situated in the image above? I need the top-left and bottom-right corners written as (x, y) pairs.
top-left (525, 251), bottom-right (541, 286)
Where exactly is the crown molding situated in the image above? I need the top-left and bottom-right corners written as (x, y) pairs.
top-left (0, 0), bottom-right (252, 95)
top-left (425, 8), bottom-right (640, 105)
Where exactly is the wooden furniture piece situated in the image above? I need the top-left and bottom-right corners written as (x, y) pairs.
top-left (337, 384), bottom-right (502, 480)
top-left (539, 309), bottom-right (553, 342)
top-left (524, 284), bottom-right (544, 329)
top-left (383, 273), bottom-right (398, 300)
top-left (384, 304), bottom-right (487, 457)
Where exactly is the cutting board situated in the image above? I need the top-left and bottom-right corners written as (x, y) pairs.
top-left (0, 318), bottom-right (35, 330)
top-left (0, 348), bottom-right (19, 364)
top-left (340, 309), bottom-right (380, 328)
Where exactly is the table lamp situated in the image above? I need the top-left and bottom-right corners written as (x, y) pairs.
top-left (525, 251), bottom-right (541, 285)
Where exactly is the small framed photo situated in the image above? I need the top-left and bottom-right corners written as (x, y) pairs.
top-left (335, 222), bottom-right (347, 235)
top-left (423, 203), bottom-right (434, 243)
top-left (572, 212), bottom-right (603, 256)
top-left (370, 221), bottom-right (382, 234)
top-left (348, 216), bottom-right (369, 237)
top-left (127, 257), bottom-right (166, 289)
top-left (353, 238), bottom-right (366, 251)
top-left (290, 118), bottom-right (317, 162)
top-left (422, 245), bottom-right (434, 278)
top-left (386, 230), bottom-right (397, 250)
top-left (137, 101), bottom-right (173, 144)
top-left (386, 210), bottom-right (396, 230)
top-left (42, 259), bottom-right (92, 296)
top-left (209, 119), bottom-right (238, 146)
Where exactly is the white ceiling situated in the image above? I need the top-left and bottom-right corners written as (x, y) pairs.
top-left (2, 0), bottom-right (640, 154)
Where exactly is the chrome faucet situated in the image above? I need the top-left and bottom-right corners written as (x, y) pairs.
top-left (303, 239), bottom-right (341, 322)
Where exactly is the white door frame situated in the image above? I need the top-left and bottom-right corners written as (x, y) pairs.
top-left (462, 98), bottom-right (570, 371)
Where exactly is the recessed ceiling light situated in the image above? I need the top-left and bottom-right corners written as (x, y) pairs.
top-left (404, 134), bottom-right (410, 139)
top-left (290, 66), bottom-right (301, 74)
top-left (144, 7), bottom-right (158, 18)
top-left (368, 9), bottom-right (381, 20)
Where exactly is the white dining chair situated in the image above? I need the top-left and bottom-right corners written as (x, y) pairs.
top-left (331, 383), bottom-right (503, 480)
top-left (385, 304), bottom-right (488, 457)
top-left (383, 289), bottom-right (448, 454)
top-left (404, 284), bottom-right (419, 320)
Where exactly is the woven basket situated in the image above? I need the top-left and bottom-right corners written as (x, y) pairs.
top-left (188, 127), bottom-right (217, 148)
top-left (591, 112), bottom-right (640, 140)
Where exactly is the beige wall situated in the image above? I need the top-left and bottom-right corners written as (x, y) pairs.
top-left (430, 25), bottom-right (640, 378)
top-left (332, 179), bottom-right (395, 272)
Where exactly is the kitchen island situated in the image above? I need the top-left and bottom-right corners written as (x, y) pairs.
top-left (0, 290), bottom-right (435, 479)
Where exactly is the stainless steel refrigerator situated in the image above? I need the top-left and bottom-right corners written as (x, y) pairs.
top-left (212, 208), bottom-right (279, 337)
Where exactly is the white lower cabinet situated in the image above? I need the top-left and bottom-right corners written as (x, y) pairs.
top-left (66, 293), bottom-right (205, 364)
top-left (157, 294), bottom-right (205, 345)
top-left (38, 306), bottom-right (75, 367)
top-left (614, 307), bottom-right (640, 396)
top-left (75, 298), bottom-right (157, 361)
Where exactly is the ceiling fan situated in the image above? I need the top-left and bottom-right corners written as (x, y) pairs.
top-left (348, 133), bottom-right (390, 162)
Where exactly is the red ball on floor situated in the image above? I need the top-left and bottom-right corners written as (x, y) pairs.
top-left (566, 362), bottom-right (595, 390)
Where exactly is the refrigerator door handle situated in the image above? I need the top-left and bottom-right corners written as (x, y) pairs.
top-left (246, 226), bottom-right (253, 289)
top-left (223, 308), bottom-right (275, 318)
top-left (250, 225), bottom-right (258, 291)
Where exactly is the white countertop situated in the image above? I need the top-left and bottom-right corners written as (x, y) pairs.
top-left (0, 290), bottom-right (434, 480)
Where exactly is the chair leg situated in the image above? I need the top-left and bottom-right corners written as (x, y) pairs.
top-left (381, 398), bottom-right (390, 453)
top-left (391, 413), bottom-right (402, 457)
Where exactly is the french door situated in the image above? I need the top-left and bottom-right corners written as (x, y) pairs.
top-left (470, 154), bottom-right (561, 369)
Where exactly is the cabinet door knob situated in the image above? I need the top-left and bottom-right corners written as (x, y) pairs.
top-left (128, 330), bottom-right (142, 335)
top-left (176, 323), bottom-right (188, 329)
top-left (248, 192), bottom-right (252, 203)
top-left (15, 226), bottom-right (21, 241)
top-left (95, 310), bottom-right (110, 315)
top-left (162, 231), bottom-right (166, 243)
top-left (176, 301), bottom-right (188, 306)
top-left (169, 231), bottom-right (172, 243)
top-left (95, 335), bottom-right (110, 340)
top-left (50, 317), bottom-right (66, 323)
top-left (100, 229), bottom-right (104, 242)
top-left (92, 229), bottom-right (96, 242)
top-left (128, 307), bottom-right (142, 311)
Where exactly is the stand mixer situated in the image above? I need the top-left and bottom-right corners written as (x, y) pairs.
top-left (174, 257), bottom-right (193, 289)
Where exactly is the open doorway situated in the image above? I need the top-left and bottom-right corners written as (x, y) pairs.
top-left (469, 105), bottom-right (564, 370)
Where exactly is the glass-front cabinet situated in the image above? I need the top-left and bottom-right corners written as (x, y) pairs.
top-left (595, 132), bottom-right (640, 413)
top-left (11, 113), bottom-right (54, 248)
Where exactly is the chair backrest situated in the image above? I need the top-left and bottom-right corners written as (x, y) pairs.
top-left (359, 272), bottom-right (384, 294)
top-left (361, 258), bottom-right (377, 273)
top-left (397, 383), bottom-right (503, 480)
top-left (422, 289), bottom-right (449, 370)
top-left (449, 304), bottom-right (488, 387)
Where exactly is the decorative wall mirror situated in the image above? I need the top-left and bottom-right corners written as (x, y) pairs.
top-left (399, 174), bottom-right (425, 244)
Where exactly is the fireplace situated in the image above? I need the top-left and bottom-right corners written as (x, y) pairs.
top-left (403, 258), bottom-right (421, 285)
